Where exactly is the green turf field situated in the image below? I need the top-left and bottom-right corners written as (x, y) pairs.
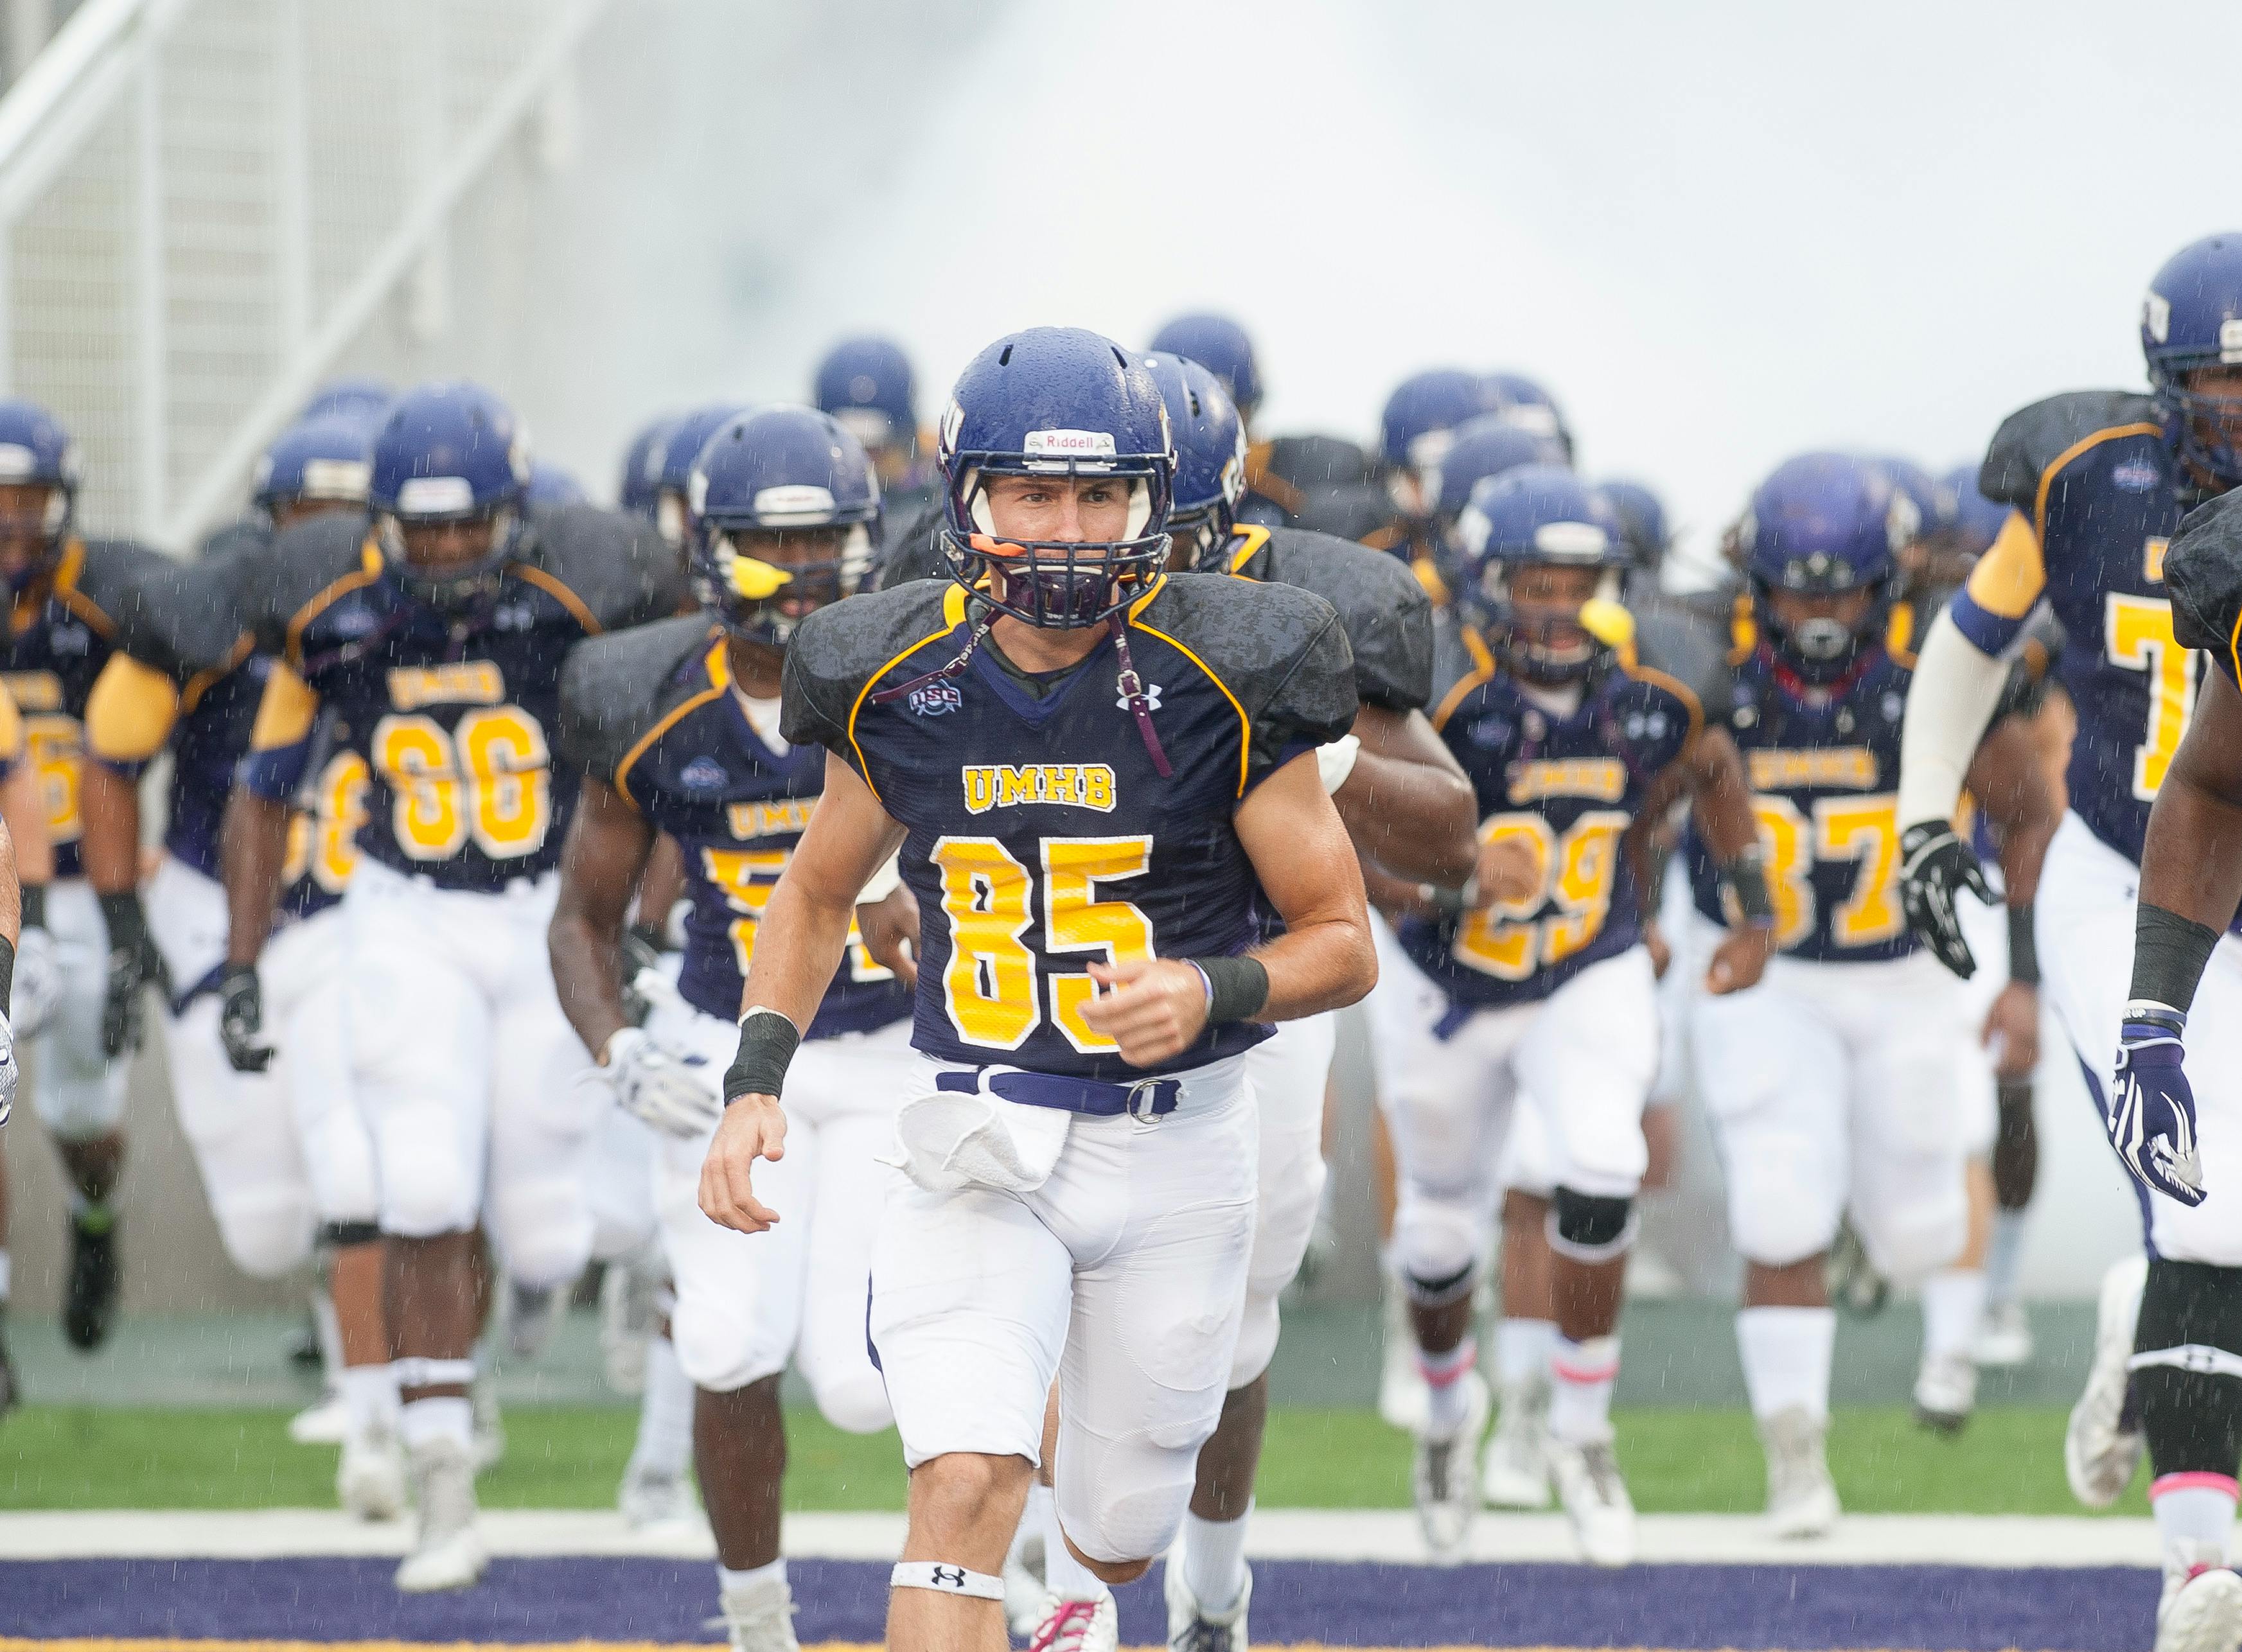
top-left (0, 1403), bottom-right (2146, 1515)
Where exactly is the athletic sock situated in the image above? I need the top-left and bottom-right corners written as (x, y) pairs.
top-left (398, 1394), bottom-right (473, 1452)
top-left (2153, 1476), bottom-right (2238, 1579)
top-left (339, 1362), bottom-right (400, 1437)
top-left (1494, 1317), bottom-right (1557, 1392)
top-left (1921, 1269), bottom-right (1988, 1361)
top-left (1734, 1305), bottom-right (1836, 1424)
top-left (628, 1333), bottom-right (694, 1479)
top-left (1417, 1341), bottom-right (1478, 1436)
top-left (310, 1285), bottom-right (344, 1389)
top-left (1041, 1494), bottom-right (1110, 1603)
top-left (1548, 1334), bottom-right (1620, 1445)
top-left (1985, 1209), bottom-right (2029, 1312)
top-left (718, 1556), bottom-right (788, 1597)
top-left (1011, 1480), bottom-right (1052, 1569)
top-left (1179, 1502), bottom-right (1252, 1616)
top-left (0, 1247), bottom-right (13, 1302)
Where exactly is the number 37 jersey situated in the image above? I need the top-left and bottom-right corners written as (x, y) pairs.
top-left (782, 575), bottom-right (1359, 1082)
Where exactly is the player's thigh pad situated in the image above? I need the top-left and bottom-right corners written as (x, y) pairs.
top-left (1379, 983), bottom-right (1521, 1287)
top-left (1690, 957), bottom-right (1849, 1267)
top-left (31, 878), bottom-right (128, 1139)
top-left (1047, 1071), bottom-right (1259, 1565)
top-left (2034, 813), bottom-right (2137, 1087)
top-left (267, 912), bottom-right (378, 1226)
top-left (1514, 945), bottom-right (1657, 1200)
top-left (2146, 940), bottom-right (2242, 1267)
top-left (1497, 1094), bottom-right (1558, 1199)
top-left (1230, 1010), bottom-right (1337, 1388)
top-left (1842, 956), bottom-right (1972, 1281)
top-left (587, 1103), bottom-right (660, 1265)
top-left (170, 993), bottom-right (313, 1276)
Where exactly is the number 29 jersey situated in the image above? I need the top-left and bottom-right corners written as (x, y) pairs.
top-left (557, 614), bottom-right (912, 1038)
top-left (782, 574), bottom-right (1359, 1081)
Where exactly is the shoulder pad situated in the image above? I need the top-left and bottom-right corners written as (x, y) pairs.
top-left (70, 540), bottom-right (236, 676)
top-left (1138, 576), bottom-right (1358, 770)
top-left (781, 582), bottom-right (958, 757)
top-left (556, 613), bottom-right (719, 783)
top-left (2167, 487), bottom-right (2242, 683)
top-left (238, 511), bottom-right (376, 655)
top-left (1254, 526), bottom-right (1433, 710)
top-left (873, 496), bottom-right (949, 590)
top-left (195, 516), bottom-right (268, 565)
top-left (1980, 389), bottom-right (2160, 511)
top-left (522, 504), bottom-right (684, 631)
top-left (1629, 593), bottom-right (1731, 716)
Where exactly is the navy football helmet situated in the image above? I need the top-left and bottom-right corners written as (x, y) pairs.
top-left (1740, 453), bottom-right (1910, 681)
top-left (367, 381), bottom-right (530, 613)
top-left (815, 337), bottom-right (917, 453)
top-left (1597, 477), bottom-right (1670, 572)
top-left (1433, 416), bottom-right (1568, 521)
top-left (689, 405), bottom-right (879, 647)
top-left (2142, 233), bottom-right (2242, 489)
top-left (1483, 371), bottom-right (1574, 461)
top-left (1379, 369), bottom-right (1487, 482)
top-left (0, 398), bottom-right (79, 593)
top-left (939, 327), bottom-right (1174, 629)
top-left (252, 416), bottom-right (371, 515)
top-left (300, 375), bottom-right (393, 430)
top-left (1147, 314), bottom-right (1262, 420)
top-left (617, 414), bottom-right (674, 520)
top-left (1143, 351), bottom-right (1247, 570)
top-left (1456, 464), bottom-right (1630, 682)
top-left (1941, 462), bottom-right (2008, 559)
top-left (527, 461), bottom-right (587, 507)
top-left (653, 401), bottom-right (752, 549)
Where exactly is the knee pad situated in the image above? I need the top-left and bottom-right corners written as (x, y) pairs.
top-left (1227, 1287), bottom-right (1282, 1389)
top-left (1855, 1191), bottom-right (1966, 1285)
top-left (673, 1302), bottom-right (786, 1396)
top-left (215, 1194), bottom-right (315, 1279)
top-left (1391, 1193), bottom-right (1486, 1290)
top-left (1055, 1439), bottom-right (1196, 1566)
top-left (320, 1220), bottom-right (381, 1250)
top-left (2135, 1259), bottom-right (2242, 1478)
top-left (1548, 1188), bottom-right (1636, 1265)
top-left (1405, 1259), bottom-right (1476, 1310)
top-left (486, 1181), bottom-right (592, 1292)
top-left (809, 1368), bottom-right (894, 1436)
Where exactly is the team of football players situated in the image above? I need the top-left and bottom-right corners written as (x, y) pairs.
top-left (2, 229), bottom-right (2241, 1652)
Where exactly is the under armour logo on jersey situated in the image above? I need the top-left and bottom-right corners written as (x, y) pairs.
top-left (1117, 683), bottom-right (1162, 712)
top-left (330, 606), bottom-right (378, 638)
top-left (47, 621), bottom-right (88, 655)
top-left (908, 680), bottom-right (961, 717)
top-left (680, 757), bottom-right (728, 794)
top-left (930, 1566), bottom-right (967, 1589)
top-left (492, 603), bottom-right (536, 631)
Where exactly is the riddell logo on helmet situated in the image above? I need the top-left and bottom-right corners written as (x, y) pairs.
top-left (1023, 430), bottom-right (1118, 458)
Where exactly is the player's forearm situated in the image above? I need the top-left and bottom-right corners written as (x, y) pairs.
top-left (1334, 748), bottom-right (1478, 883)
top-left (1897, 606), bottom-right (2013, 829)
top-left (220, 788), bottom-right (292, 965)
top-left (1969, 721), bottom-right (2060, 909)
top-left (78, 763), bottom-right (143, 897)
top-left (738, 873), bottom-right (856, 1032)
top-left (0, 817), bottom-right (21, 946)
top-left (1683, 729), bottom-right (1760, 865)
top-left (633, 833), bottom-right (687, 935)
top-left (1, 763), bottom-right (51, 883)
top-left (549, 898), bottom-right (633, 1058)
top-left (1249, 909), bottom-right (1377, 1021)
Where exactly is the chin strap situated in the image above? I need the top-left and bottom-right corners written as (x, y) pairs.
top-left (1109, 613), bottom-right (1171, 778)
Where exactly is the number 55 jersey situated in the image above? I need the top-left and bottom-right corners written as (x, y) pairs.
top-left (781, 574), bottom-right (1358, 1082)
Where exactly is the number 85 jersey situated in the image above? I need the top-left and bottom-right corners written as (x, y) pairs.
top-left (782, 575), bottom-right (1359, 1081)
top-left (238, 509), bottom-right (679, 890)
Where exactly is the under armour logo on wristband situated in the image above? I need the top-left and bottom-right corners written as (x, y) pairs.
top-left (931, 1567), bottom-right (966, 1588)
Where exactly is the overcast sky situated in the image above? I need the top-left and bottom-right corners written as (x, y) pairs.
top-left (636, 0), bottom-right (2242, 579)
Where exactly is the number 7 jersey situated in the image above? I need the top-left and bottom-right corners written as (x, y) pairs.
top-left (782, 574), bottom-right (1359, 1081)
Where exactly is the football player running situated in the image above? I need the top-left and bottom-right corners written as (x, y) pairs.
top-left (1687, 455), bottom-right (2054, 1538)
top-left (699, 327), bottom-right (1376, 1652)
top-left (0, 676), bottom-right (56, 1412)
top-left (550, 405), bottom-right (920, 1651)
top-left (1896, 236), bottom-right (2242, 1572)
top-left (220, 382), bottom-right (678, 1590)
top-left (816, 337), bottom-right (937, 532)
top-left (1370, 464), bottom-right (1774, 1565)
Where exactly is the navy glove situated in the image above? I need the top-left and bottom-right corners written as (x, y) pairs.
top-left (2110, 1015), bottom-right (2206, 1206)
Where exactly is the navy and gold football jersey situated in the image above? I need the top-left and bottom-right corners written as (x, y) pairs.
top-left (782, 574), bottom-right (1358, 1080)
top-left (0, 538), bottom-right (177, 880)
top-left (1400, 633), bottom-right (1700, 1008)
top-left (1217, 524), bottom-right (1433, 712)
top-left (1953, 391), bottom-right (2188, 863)
top-left (237, 507), bottom-right (679, 892)
top-left (558, 615), bottom-right (911, 1039)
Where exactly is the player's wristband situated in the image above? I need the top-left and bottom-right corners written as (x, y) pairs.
top-left (1424, 878), bottom-right (1479, 918)
top-left (1188, 955), bottom-right (1270, 1024)
top-left (1316, 734), bottom-right (1363, 795)
top-left (0, 931), bottom-right (16, 1008)
top-left (2129, 902), bottom-right (2220, 1019)
top-left (98, 890), bottom-right (146, 954)
top-left (21, 883), bottom-right (44, 931)
top-left (857, 852), bottom-right (903, 906)
top-left (724, 1007), bottom-right (801, 1103)
top-left (2006, 903), bottom-right (2039, 987)
top-left (1721, 847), bottom-right (1776, 929)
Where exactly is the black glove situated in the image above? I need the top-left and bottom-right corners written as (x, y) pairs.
top-left (1898, 822), bottom-right (1997, 979)
top-left (216, 963), bottom-right (273, 1073)
top-left (96, 892), bottom-right (165, 1059)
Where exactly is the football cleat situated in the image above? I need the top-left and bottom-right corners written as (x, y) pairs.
top-left (2068, 1254), bottom-right (2148, 1507)
top-left (338, 1421), bottom-right (407, 1522)
top-left (470, 1367), bottom-right (506, 1474)
top-left (1974, 1302), bottom-right (2035, 1369)
top-left (1028, 1591), bottom-right (1118, 1652)
top-left (0, 1310), bottom-right (19, 1415)
top-left (1912, 1351), bottom-right (1977, 1434)
top-left (718, 1570), bottom-right (800, 1652)
top-left (394, 1436), bottom-right (486, 1592)
top-left (617, 1460), bottom-right (700, 1532)
top-left (289, 1390), bottom-right (350, 1446)
top-left (1411, 1370), bottom-right (1488, 1562)
top-left (505, 1281), bottom-right (560, 1359)
top-left (1377, 1288), bottom-right (1427, 1431)
top-left (1550, 1437), bottom-right (1637, 1567)
top-left (63, 1206), bottom-right (119, 1351)
top-left (2157, 1554), bottom-right (2242, 1652)
top-left (599, 1258), bottom-right (661, 1396)
top-left (1165, 1554), bottom-right (1252, 1652)
top-left (1759, 1406), bottom-right (1839, 1540)
top-left (1481, 1375), bottom-right (1553, 1509)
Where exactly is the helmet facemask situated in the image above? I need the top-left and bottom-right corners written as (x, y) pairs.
top-left (2158, 362), bottom-right (2242, 493)
top-left (1751, 561), bottom-right (1889, 684)
top-left (943, 461), bottom-right (1171, 629)
top-left (0, 481), bottom-right (69, 597)
top-left (693, 522), bottom-right (869, 647)
top-left (1478, 558), bottom-right (1623, 685)
top-left (378, 504), bottom-right (521, 617)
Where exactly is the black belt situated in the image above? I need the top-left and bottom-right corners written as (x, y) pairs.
top-left (934, 1067), bottom-right (1181, 1120)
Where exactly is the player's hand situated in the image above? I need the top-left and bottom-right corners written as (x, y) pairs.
top-left (602, 1025), bottom-right (722, 1139)
top-left (856, 884), bottom-right (920, 990)
top-left (1643, 920), bottom-right (1672, 980)
top-left (618, 922), bottom-right (673, 1026)
top-left (1898, 822), bottom-right (1996, 979)
top-left (1082, 957), bottom-right (1210, 1068)
top-left (0, 1012), bottom-right (15, 1126)
top-left (1981, 981), bottom-right (2040, 1080)
top-left (2109, 1018), bottom-right (2205, 1206)
top-left (699, 1095), bottom-right (787, 1233)
top-left (1472, 835), bottom-right (1542, 906)
top-left (12, 924), bottom-right (61, 1038)
top-left (216, 962), bottom-right (274, 1073)
top-left (1704, 926), bottom-right (1775, 996)
top-left (99, 935), bottom-right (166, 1059)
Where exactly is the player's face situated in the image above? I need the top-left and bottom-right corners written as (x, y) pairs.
top-left (728, 524), bottom-right (851, 618)
top-left (0, 482), bottom-right (58, 583)
top-left (2182, 364), bottom-right (2242, 477)
top-left (1507, 562), bottom-right (1602, 638)
top-left (1767, 586), bottom-right (1873, 637)
top-left (270, 495), bottom-right (360, 531)
top-left (399, 512), bottom-right (500, 573)
top-left (981, 472), bottom-right (1134, 548)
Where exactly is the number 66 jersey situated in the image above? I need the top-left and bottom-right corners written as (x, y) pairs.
top-left (781, 574), bottom-right (1359, 1082)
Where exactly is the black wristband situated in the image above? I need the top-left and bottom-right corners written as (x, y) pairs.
top-left (21, 883), bottom-right (44, 931)
top-left (98, 890), bottom-right (146, 953)
top-left (2130, 902), bottom-right (2221, 1015)
top-left (1722, 850), bottom-right (1776, 927)
top-left (1193, 954), bottom-right (1270, 1024)
top-left (2006, 903), bottom-right (2039, 987)
top-left (627, 920), bottom-right (674, 957)
top-left (725, 1008), bottom-right (801, 1103)
top-left (0, 931), bottom-right (16, 1010)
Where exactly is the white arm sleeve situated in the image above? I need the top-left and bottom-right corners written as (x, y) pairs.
top-left (1895, 604), bottom-right (2013, 830)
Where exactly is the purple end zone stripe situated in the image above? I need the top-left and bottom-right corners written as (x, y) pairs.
top-left (0, 1557), bottom-right (2161, 1650)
